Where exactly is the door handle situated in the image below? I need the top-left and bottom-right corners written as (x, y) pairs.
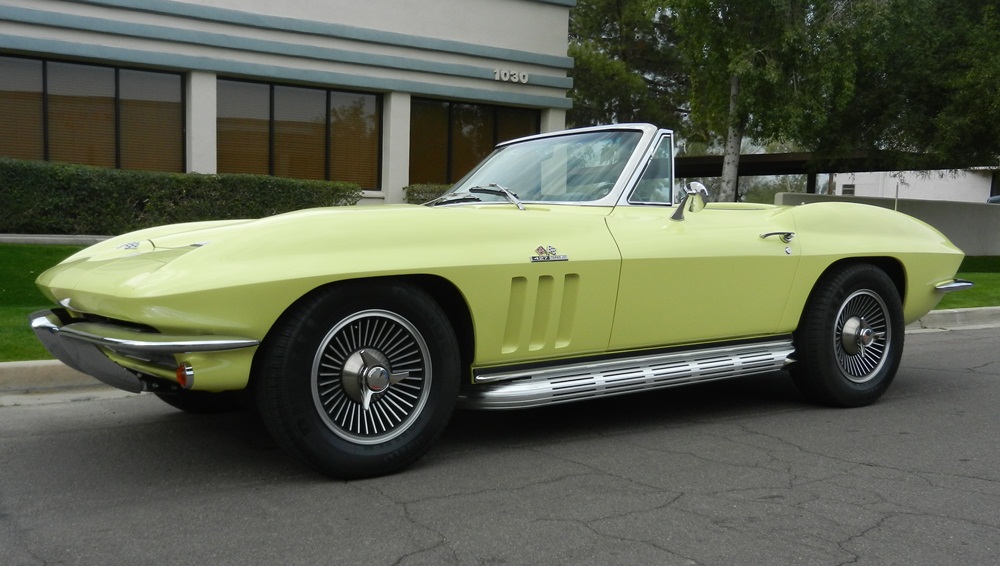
top-left (760, 231), bottom-right (795, 243)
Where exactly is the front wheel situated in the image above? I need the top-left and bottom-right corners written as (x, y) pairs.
top-left (255, 281), bottom-right (460, 479)
top-left (791, 264), bottom-right (904, 407)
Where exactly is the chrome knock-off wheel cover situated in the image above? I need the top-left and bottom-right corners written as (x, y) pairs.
top-left (833, 290), bottom-right (890, 383)
top-left (311, 310), bottom-right (432, 444)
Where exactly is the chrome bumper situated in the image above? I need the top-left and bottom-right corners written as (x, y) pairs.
top-left (30, 309), bottom-right (259, 394)
top-left (935, 279), bottom-right (974, 292)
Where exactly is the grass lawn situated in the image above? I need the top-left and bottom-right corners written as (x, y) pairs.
top-left (935, 256), bottom-right (1000, 310)
top-left (0, 244), bottom-right (996, 363)
top-left (1, 244), bottom-right (83, 362)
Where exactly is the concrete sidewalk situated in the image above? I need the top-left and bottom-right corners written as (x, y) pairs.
top-left (3, 306), bottom-right (998, 395)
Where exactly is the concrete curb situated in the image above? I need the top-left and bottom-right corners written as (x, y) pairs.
top-left (2, 306), bottom-right (998, 394)
top-left (0, 234), bottom-right (109, 245)
top-left (0, 360), bottom-right (101, 393)
top-left (911, 306), bottom-right (1000, 329)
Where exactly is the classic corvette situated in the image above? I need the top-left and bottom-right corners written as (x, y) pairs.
top-left (31, 123), bottom-right (971, 479)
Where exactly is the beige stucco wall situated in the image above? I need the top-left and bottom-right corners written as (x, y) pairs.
top-left (831, 170), bottom-right (993, 203)
top-left (190, 0), bottom-right (571, 56)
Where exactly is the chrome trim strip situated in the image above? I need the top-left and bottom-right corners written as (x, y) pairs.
top-left (462, 339), bottom-right (795, 410)
top-left (49, 321), bottom-right (259, 354)
top-left (935, 279), bottom-right (974, 293)
top-left (31, 309), bottom-right (259, 393)
top-left (31, 317), bottom-right (260, 354)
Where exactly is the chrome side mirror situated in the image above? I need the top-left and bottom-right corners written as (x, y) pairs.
top-left (671, 182), bottom-right (709, 221)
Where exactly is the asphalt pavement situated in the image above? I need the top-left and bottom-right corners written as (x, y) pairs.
top-left (1, 323), bottom-right (999, 565)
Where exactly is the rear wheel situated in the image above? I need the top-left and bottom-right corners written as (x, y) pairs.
top-left (791, 264), bottom-right (904, 407)
top-left (255, 281), bottom-right (460, 479)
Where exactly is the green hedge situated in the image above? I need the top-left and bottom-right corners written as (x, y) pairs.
top-left (403, 183), bottom-right (451, 204)
top-left (0, 158), bottom-right (362, 235)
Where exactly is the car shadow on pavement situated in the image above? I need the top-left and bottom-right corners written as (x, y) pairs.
top-left (18, 370), bottom-right (806, 483)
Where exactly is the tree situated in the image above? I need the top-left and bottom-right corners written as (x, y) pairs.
top-left (670, 0), bottom-right (869, 201)
top-left (568, 0), bottom-right (1000, 197)
top-left (805, 0), bottom-right (1000, 170)
top-left (568, 0), bottom-right (687, 129)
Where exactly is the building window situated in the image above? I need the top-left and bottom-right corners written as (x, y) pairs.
top-left (409, 98), bottom-right (540, 185)
top-left (120, 70), bottom-right (185, 171)
top-left (0, 55), bottom-right (183, 171)
top-left (216, 81), bottom-right (269, 176)
top-left (274, 85), bottom-right (326, 180)
top-left (0, 57), bottom-right (43, 160)
top-left (330, 92), bottom-right (380, 189)
top-left (217, 79), bottom-right (382, 189)
top-left (48, 62), bottom-right (116, 167)
top-left (842, 184), bottom-right (855, 196)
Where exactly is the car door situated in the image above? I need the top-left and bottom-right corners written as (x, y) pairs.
top-left (605, 136), bottom-right (802, 350)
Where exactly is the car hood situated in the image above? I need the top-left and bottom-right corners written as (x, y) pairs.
top-left (146, 203), bottom-right (615, 264)
top-left (37, 203), bottom-right (619, 311)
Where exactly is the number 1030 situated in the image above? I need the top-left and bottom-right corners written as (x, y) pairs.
top-left (494, 69), bottom-right (529, 84)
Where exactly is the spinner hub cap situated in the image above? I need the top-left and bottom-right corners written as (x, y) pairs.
top-left (834, 290), bottom-right (891, 383)
top-left (311, 310), bottom-right (432, 444)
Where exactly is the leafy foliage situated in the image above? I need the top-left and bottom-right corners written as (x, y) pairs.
top-left (0, 158), bottom-right (362, 235)
top-left (808, 0), bottom-right (1000, 169)
top-left (570, 0), bottom-right (1000, 184)
top-left (403, 184), bottom-right (451, 204)
top-left (669, 0), bottom-right (878, 198)
top-left (568, 0), bottom-right (687, 129)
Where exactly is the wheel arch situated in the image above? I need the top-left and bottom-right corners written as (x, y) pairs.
top-left (249, 274), bottom-right (476, 390)
top-left (397, 274), bottom-right (476, 383)
top-left (806, 256), bottom-right (906, 311)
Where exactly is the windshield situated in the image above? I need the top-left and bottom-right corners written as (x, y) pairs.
top-left (440, 130), bottom-right (643, 204)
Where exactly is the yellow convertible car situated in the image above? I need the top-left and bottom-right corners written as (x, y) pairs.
top-left (31, 124), bottom-right (970, 478)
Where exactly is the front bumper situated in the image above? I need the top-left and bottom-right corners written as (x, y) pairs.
top-left (30, 309), bottom-right (259, 393)
top-left (935, 279), bottom-right (974, 292)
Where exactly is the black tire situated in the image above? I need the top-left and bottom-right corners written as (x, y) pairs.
top-left (254, 281), bottom-right (460, 479)
top-left (791, 263), bottom-right (904, 407)
top-left (154, 391), bottom-right (242, 414)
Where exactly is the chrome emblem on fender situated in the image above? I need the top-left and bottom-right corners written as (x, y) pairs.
top-left (116, 241), bottom-right (140, 250)
top-left (531, 245), bottom-right (568, 263)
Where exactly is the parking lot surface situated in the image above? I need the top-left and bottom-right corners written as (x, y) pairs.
top-left (1, 326), bottom-right (998, 565)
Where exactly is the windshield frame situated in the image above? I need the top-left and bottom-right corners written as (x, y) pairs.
top-left (436, 123), bottom-right (662, 207)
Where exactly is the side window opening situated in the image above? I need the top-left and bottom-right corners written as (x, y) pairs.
top-left (629, 135), bottom-right (674, 205)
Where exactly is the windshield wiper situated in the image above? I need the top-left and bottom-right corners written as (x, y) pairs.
top-left (426, 194), bottom-right (483, 207)
top-left (469, 184), bottom-right (525, 211)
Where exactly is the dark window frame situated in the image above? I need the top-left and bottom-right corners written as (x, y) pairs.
top-left (0, 54), bottom-right (186, 171)
top-left (217, 77), bottom-right (384, 189)
top-left (410, 97), bottom-right (541, 185)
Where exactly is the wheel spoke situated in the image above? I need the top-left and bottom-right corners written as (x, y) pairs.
top-left (311, 309), bottom-right (431, 444)
top-left (834, 289), bottom-right (891, 383)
